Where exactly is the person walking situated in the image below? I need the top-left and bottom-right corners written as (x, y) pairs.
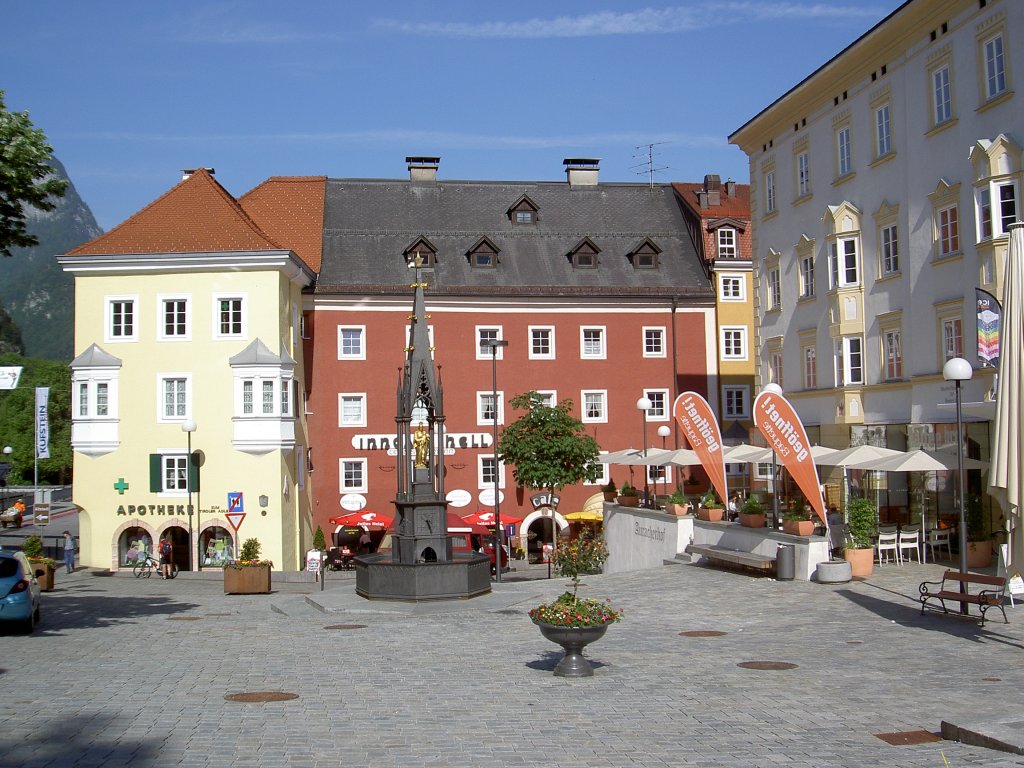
top-left (62, 530), bottom-right (76, 574)
top-left (159, 536), bottom-right (173, 579)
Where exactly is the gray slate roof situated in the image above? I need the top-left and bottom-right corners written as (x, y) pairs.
top-left (316, 179), bottom-right (711, 298)
top-left (70, 343), bottom-right (122, 368)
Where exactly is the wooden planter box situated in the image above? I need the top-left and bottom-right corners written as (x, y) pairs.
top-left (783, 520), bottom-right (815, 536)
top-left (738, 512), bottom-right (765, 528)
top-left (224, 564), bottom-right (272, 594)
top-left (31, 561), bottom-right (55, 592)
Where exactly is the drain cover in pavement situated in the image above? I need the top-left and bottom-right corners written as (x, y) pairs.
top-left (225, 692), bottom-right (299, 703)
top-left (737, 661), bottom-right (798, 670)
top-left (680, 630), bottom-right (728, 637)
top-left (324, 624), bottom-right (368, 630)
top-left (983, 677), bottom-right (1002, 682)
top-left (875, 730), bottom-right (941, 745)
top-left (166, 616), bottom-right (201, 621)
top-left (846, 640), bottom-right (863, 645)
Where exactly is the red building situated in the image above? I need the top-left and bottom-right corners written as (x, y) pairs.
top-left (306, 158), bottom-right (716, 558)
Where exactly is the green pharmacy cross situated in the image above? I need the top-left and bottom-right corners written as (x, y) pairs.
top-left (113, 478), bottom-right (130, 495)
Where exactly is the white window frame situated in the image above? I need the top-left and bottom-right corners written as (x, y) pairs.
top-left (161, 454), bottom-right (189, 494)
top-left (528, 326), bottom-right (555, 360)
top-left (834, 336), bottom-right (864, 387)
top-left (942, 316), bottom-right (963, 361)
top-left (828, 237), bottom-right (860, 289)
top-left (880, 224), bottom-right (899, 275)
top-left (799, 255), bottom-right (815, 298)
top-left (157, 373), bottom-right (191, 423)
top-left (803, 346), bottom-right (817, 389)
top-left (213, 294), bottom-right (247, 340)
top-left (836, 126), bottom-right (853, 177)
top-left (933, 64), bottom-right (952, 126)
top-left (937, 204), bottom-right (960, 256)
top-left (581, 389), bottom-right (608, 423)
top-left (338, 325), bottom-right (366, 360)
top-left (476, 391), bottom-right (505, 426)
top-left (767, 267), bottom-right (781, 309)
top-left (534, 390), bottom-right (558, 408)
top-left (983, 32), bottom-right (1007, 101)
top-left (645, 464), bottom-right (673, 486)
top-left (476, 326), bottom-right (505, 360)
top-left (236, 374), bottom-right (294, 419)
top-left (797, 152), bottom-right (811, 197)
top-left (875, 104), bottom-right (891, 158)
top-left (586, 457), bottom-right (611, 486)
top-left (770, 351), bottom-right (784, 389)
top-left (719, 274), bottom-right (745, 301)
top-left (339, 458), bottom-right (368, 493)
top-left (477, 454), bottom-right (506, 490)
top-left (643, 388), bottom-right (670, 422)
top-left (717, 227), bottom-right (737, 258)
top-left (642, 327), bottom-right (666, 358)
top-left (722, 385), bottom-right (749, 419)
top-left (977, 180), bottom-right (1018, 240)
top-left (580, 326), bottom-right (606, 360)
top-left (157, 295), bottom-right (191, 341)
top-left (105, 295), bottom-right (138, 343)
top-left (720, 327), bottom-right (747, 361)
top-left (75, 377), bottom-right (118, 419)
top-left (764, 171), bottom-right (776, 213)
top-left (338, 393), bottom-right (367, 428)
top-left (884, 329), bottom-right (903, 380)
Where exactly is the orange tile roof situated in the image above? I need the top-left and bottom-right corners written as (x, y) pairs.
top-left (672, 181), bottom-right (751, 221)
top-left (239, 177), bottom-right (326, 272)
top-left (68, 169), bottom-right (283, 256)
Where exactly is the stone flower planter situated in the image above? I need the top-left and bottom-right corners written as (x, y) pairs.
top-left (224, 564), bottom-right (272, 594)
top-left (738, 512), bottom-right (765, 528)
top-left (534, 620), bottom-right (612, 677)
top-left (783, 520), bottom-right (815, 536)
top-left (616, 495), bottom-right (640, 508)
top-left (843, 547), bottom-right (873, 578)
top-left (697, 507), bottom-right (723, 522)
top-left (815, 559), bottom-right (853, 583)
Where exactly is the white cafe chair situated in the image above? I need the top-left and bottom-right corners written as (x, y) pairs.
top-left (876, 526), bottom-right (899, 565)
top-left (897, 525), bottom-right (921, 564)
top-left (926, 528), bottom-right (952, 561)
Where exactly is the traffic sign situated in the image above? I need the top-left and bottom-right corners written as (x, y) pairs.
top-left (228, 492), bottom-right (244, 513)
top-left (226, 512), bottom-right (246, 532)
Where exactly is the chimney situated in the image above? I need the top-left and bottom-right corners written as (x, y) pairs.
top-left (703, 174), bottom-right (721, 207)
top-left (407, 156), bottom-right (440, 182)
top-left (725, 178), bottom-right (736, 197)
top-left (181, 167), bottom-right (215, 181)
top-left (563, 158), bottom-right (600, 187)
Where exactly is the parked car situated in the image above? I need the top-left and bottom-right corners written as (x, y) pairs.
top-left (0, 550), bottom-right (42, 633)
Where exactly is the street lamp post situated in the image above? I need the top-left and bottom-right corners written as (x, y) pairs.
top-left (761, 383), bottom-right (783, 529)
top-left (182, 420), bottom-right (197, 572)
top-left (657, 425), bottom-right (671, 505)
top-left (482, 339), bottom-right (508, 582)
top-left (636, 396), bottom-right (652, 507)
top-left (943, 357), bottom-right (973, 613)
top-left (1, 446), bottom-right (11, 510)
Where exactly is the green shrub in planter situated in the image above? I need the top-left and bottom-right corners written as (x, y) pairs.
top-left (845, 497), bottom-right (876, 549)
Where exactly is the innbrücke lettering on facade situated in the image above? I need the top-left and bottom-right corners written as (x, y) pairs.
top-left (351, 432), bottom-right (492, 451)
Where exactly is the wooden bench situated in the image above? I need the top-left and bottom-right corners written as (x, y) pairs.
top-left (685, 544), bottom-right (776, 576)
top-left (919, 570), bottom-right (1008, 626)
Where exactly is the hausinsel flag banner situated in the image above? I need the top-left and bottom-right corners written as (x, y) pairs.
top-left (672, 392), bottom-right (728, 506)
top-left (753, 389), bottom-right (826, 525)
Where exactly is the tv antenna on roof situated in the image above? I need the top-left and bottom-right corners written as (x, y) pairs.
top-left (631, 142), bottom-right (670, 188)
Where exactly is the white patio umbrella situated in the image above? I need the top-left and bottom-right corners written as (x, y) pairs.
top-left (990, 222), bottom-right (1024, 572)
top-left (599, 448), bottom-right (642, 463)
top-left (723, 444), bottom-right (772, 463)
top-left (813, 444), bottom-right (903, 521)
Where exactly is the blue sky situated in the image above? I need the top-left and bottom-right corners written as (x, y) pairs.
top-left (3, 1), bottom-right (903, 231)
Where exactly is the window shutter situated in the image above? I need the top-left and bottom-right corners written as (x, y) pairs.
top-left (149, 454), bottom-right (162, 492)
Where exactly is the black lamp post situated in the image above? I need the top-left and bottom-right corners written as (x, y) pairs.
top-left (636, 396), bottom-right (652, 506)
top-left (1, 446), bottom-right (11, 511)
top-left (657, 425), bottom-right (671, 504)
top-left (182, 419), bottom-right (197, 571)
top-left (943, 356), bottom-right (972, 613)
top-left (482, 338), bottom-right (508, 582)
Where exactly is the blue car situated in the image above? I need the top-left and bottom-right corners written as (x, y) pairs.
top-left (0, 550), bottom-right (42, 633)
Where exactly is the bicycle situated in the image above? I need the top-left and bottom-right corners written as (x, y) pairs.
top-left (132, 553), bottom-right (178, 579)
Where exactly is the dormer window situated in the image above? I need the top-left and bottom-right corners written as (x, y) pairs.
top-left (467, 236), bottom-right (499, 269)
top-left (628, 238), bottom-right (661, 269)
top-left (403, 236), bottom-right (438, 267)
top-left (507, 195), bottom-right (539, 225)
top-left (568, 237), bottom-right (600, 269)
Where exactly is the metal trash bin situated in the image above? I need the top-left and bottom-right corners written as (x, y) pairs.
top-left (776, 543), bottom-right (795, 581)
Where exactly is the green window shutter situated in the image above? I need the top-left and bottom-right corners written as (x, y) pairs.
top-left (149, 454), bottom-right (162, 492)
top-left (188, 453), bottom-right (201, 492)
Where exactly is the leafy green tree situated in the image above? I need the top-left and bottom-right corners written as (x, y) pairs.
top-left (0, 90), bottom-right (68, 258)
top-left (0, 353), bottom-right (71, 484)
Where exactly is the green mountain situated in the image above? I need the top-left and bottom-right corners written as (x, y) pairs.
top-left (1, 157), bottom-right (102, 361)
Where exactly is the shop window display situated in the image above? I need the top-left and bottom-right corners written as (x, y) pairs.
top-left (120, 527), bottom-right (153, 566)
top-left (201, 527), bottom-right (233, 566)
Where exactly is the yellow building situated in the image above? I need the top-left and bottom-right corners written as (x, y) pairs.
top-left (58, 170), bottom-right (322, 571)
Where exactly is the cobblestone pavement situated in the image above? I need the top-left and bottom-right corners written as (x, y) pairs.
top-left (3, 560), bottom-right (1023, 767)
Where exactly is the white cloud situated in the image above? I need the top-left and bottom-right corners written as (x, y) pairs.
top-left (372, 3), bottom-right (884, 39)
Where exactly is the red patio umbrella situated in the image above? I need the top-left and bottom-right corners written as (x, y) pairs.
top-left (328, 511), bottom-right (393, 529)
top-left (462, 510), bottom-right (523, 527)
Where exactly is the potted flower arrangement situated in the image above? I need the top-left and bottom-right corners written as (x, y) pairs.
top-left (697, 490), bottom-right (724, 522)
top-left (530, 533), bottom-right (622, 677)
top-left (782, 497), bottom-right (815, 536)
top-left (843, 497), bottom-right (876, 577)
top-left (601, 479), bottom-right (618, 502)
top-left (666, 489), bottom-right (691, 516)
top-left (22, 534), bottom-right (56, 591)
top-left (738, 494), bottom-right (766, 528)
top-left (616, 482), bottom-right (640, 508)
top-left (224, 537), bottom-right (273, 594)
top-left (965, 495), bottom-right (992, 568)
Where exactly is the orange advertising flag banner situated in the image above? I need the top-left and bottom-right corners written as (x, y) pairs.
top-left (672, 392), bottom-right (728, 506)
top-left (753, 391), bottom-right (827, 524)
